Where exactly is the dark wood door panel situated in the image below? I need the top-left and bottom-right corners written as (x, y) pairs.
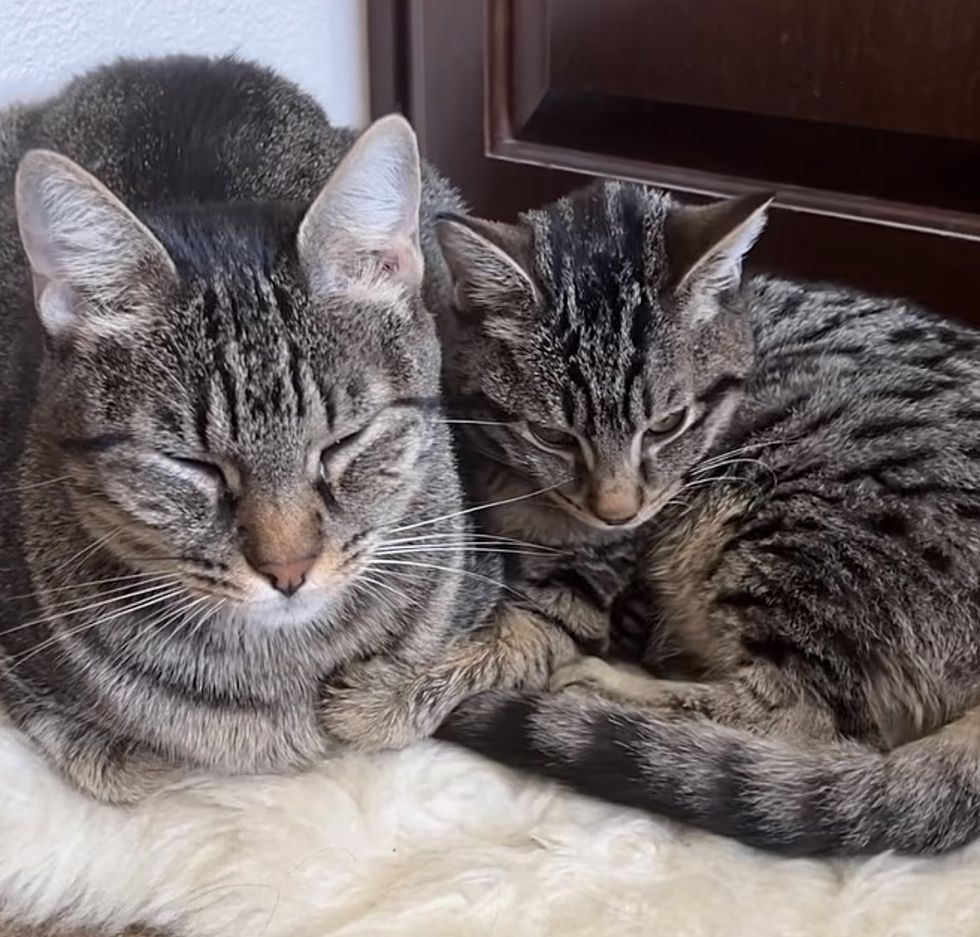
top-left (370, 1), bottom-right (980, 324)
top-left (493, 0), bottom-right (980, 229)
top-left (546, 0), bottom-right (980, 142)
top-left (486, 0), bottom-right (980, 321)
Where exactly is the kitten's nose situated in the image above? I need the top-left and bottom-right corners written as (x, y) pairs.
top-left (589, 484), bottom-right (641, 526)
top-left (257, 556), bottom-right (316, 596)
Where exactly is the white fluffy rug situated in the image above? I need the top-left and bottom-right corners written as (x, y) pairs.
top-left (1, 723), bottom-right (979, 937)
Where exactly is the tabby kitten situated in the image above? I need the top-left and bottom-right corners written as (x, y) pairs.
top-left (0, 57), bottom-right (567, 804)
top-left (435, 179), bottom-right (980, 856)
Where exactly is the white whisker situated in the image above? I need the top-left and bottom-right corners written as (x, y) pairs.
top-left (434, 419), bottom-right (511, 427)
top-left (380, 533), bottom-right (563, 555)
top-left (697, 437), bottom-right (796, 471)
top-left (381, 531), bottom-right (555, 547)
top-left (375, 546), bottom-right (558, 558)
top-left (357, 574), bottom-right (413, 607)
top-left (51, 527), bottom-right (121, 578)
top-left (8, 588), bottom-right (182, 669)
top-left (693, 456), bottom-right (772, 477)
top-left (680, 474), bottom-right (745, 491)
top-left (113, 606), bottom-right (187, 663)
top-left (353, 576), bottom-right (386, 607)
top-left (150, 598), bottom-right (208, 643)
top-left (1, 474), bottom-right (72, 493)
top-left (187, 599), bottom-right (224, 643)
top-left (20, 572), bottom-right (174, 600)
top-left (2, 581), bottom-right (183, 637)
top-left (370, 558), bottom-right (530, 602)
top-left (6, 619), bottom-right (103, 670)
top-left (385, 479), bottom-right (571, 535)
top-left (696, 456), bottom-right (779, 489)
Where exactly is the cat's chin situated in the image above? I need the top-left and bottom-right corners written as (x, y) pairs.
top-left (227, 591), bottom-right (336, 631)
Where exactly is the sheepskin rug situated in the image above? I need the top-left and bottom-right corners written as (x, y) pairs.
top-left (1, 721), bottom-right (979, 937)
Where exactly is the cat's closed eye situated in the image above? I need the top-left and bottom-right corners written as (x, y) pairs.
top-left (168, 454), bottom-right (232, 489)
top-left (320, 428), bottom-right (366, 467)
top-left (319, 428), bottom-right (370, 499)
top-left (526, 421), bottom-right (578, 451)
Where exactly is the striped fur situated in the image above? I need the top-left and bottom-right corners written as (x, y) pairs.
top-left (436, 180), bottom-right (980, 855)
top-left (0, 57), bottom-right (551, 806)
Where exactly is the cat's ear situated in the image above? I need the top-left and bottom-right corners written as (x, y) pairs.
top-left (16, 150), bottom-right (177, 338)
top-left (666, 191), bottom-right (773, 293)
top-left (435, 214), bottom-right (539, 315)
top-left (298, 114), bottom-right (422, 294)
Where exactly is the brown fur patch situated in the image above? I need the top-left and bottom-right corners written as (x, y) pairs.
top-left (647, 491), bottom-right (751, 677)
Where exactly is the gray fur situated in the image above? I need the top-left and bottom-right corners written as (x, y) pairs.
top-left (436, 179), bottom-right (980, 855)
top-left (0, 56), bottom-right (564, 803)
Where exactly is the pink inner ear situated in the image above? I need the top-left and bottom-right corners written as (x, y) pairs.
top-left (378, 250), bottom-right (401, 275)
top-left (377, 241), bottom-right (421, 283)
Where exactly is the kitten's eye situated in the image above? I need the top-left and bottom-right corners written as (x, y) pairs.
top-left (526, 421), bottom-right (578, 450)
top-left (644, 409), bottom-right (687, 441)
top-left (169, 455), bottom-right (228, 487)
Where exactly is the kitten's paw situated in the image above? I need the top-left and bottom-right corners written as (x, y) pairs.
top-left (550, 656), bottom-right (673, 706)
top-left (549, 656), bottom-right (622, 694)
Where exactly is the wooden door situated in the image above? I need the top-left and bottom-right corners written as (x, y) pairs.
top-left (369, 0), bottom-right (980, 322)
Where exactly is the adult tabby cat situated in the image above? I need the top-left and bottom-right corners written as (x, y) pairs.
top-left (0, 56), bottom-right (568, 805)
top-left (435, 180), bottom-right (980, 856)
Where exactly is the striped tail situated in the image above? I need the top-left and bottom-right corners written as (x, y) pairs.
top-left (435, 691), bottom-right (980, 856)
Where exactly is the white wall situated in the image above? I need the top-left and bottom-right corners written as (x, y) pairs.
top-left (0, 0), bottom-right (369, 127)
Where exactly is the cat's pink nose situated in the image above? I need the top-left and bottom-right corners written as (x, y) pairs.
top-left (256, 556), bottom-right (316, 596)
top-left (589, 485), bottom-right (641, 526)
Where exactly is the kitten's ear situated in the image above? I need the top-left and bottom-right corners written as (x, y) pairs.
top-left (435, 214), bottom-right (539, 314)
top-left (298, 114), bottom-right (422, 294)
top-left (16, 150), bottom-right (177, 338)
top-left (666, 191), bottom-right (773, 293)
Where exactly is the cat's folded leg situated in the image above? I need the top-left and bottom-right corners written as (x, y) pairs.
top-left (521, 583), bottom-right (612, 656)
top-left (319, 604), bottom-right (577, 751)
top-left (517, 548), bottom-right (639, 657)
top-left (551, 656), bottom-right (838, 739)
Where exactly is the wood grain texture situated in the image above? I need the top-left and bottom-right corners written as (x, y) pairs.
top-left (547, 0), bottom-right (980, 142)
top-left (372, 0), bottom-right (980, 320)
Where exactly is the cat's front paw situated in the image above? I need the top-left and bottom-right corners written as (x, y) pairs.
top-left (320, 668), bottom-right (433, 752)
